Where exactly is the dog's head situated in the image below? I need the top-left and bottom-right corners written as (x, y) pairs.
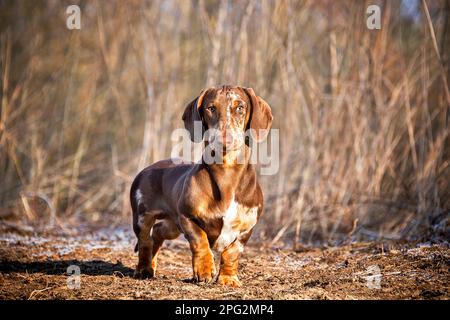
top-left (182, 85), bottom-right (273, 151)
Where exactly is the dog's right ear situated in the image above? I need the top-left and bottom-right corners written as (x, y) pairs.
top-left (182, 89), bottom-right (210, 143)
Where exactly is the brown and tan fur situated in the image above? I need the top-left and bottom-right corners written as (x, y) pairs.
top-left (130, 85), bottom-right (273, 287)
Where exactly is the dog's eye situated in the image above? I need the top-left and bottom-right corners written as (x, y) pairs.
top-left (206, 106), bottom-right (216, 113)
top-left (236, 105), bottom-right (244, 113)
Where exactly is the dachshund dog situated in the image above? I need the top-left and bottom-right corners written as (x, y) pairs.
top-left (130, 85), bottom-right (273, 287)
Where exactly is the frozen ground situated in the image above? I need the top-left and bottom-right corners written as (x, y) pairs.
top-left (0, 223), bottom-right (448, 299)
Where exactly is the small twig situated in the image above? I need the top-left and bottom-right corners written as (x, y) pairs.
top-left (20, 193), bottom-right (36, 221)
top-left (28, 283), bottom-right (52, 300)
top-left (348, 218), bottom-right (359, 238)
top-left (113, 271), bottom-right (125, 278)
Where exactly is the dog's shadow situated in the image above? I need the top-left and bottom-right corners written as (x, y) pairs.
top-left (0, 259), bottom-right (134, 277)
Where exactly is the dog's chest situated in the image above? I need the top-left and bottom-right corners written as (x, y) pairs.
top-left (213, 199), bottom-right (258, 252)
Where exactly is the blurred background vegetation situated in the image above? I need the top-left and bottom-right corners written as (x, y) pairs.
top-left (0, 0), bottom-right (449, 245)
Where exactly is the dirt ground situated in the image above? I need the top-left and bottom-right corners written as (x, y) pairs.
top-left (0, 222), bottom-right (448, 300)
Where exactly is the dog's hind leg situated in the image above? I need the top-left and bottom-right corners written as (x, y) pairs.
top-left (151, 219), bottom-right (180, 276)
top-left (133, 207), bottom-right (158, 279)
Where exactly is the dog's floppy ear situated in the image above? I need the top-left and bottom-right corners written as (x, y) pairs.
top-left (243, 87), bottom-right (273, 142)
top-left (182, 89), bottom-right (210, 143)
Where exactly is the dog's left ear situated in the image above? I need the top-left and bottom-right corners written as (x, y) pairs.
top-left (243, 87), bottom-right (273, 142)
top-left (182, 89), bottom-right (210, 143)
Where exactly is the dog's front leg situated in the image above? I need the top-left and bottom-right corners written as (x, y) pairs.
top-left (179, 215), bottom-right (216, 283)
top-left (217, 240), bottom-right (244, 287)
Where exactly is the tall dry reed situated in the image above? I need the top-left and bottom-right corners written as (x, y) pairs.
top-left (0, 0), bottom-right (448, 244)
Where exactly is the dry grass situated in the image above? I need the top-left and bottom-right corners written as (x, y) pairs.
top-left (0, 0), bottom-right (449, 245)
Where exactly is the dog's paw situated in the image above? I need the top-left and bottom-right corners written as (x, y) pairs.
top-left (217, 274), bottom-right (242, 287)
top-left (134, 268), bottom-right (154, 279)
top-left (193, 258), bottom-right (216, 284)
top-left (193, 266), bottom-right (216, 283)
top-left (193, 272), bottom-right (214, 284)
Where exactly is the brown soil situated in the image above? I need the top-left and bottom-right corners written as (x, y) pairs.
top-left (0, 223), bottom-right (448, 300)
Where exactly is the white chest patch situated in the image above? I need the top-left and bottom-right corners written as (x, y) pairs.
top-left (214, 198), bottom-right (258, 252)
